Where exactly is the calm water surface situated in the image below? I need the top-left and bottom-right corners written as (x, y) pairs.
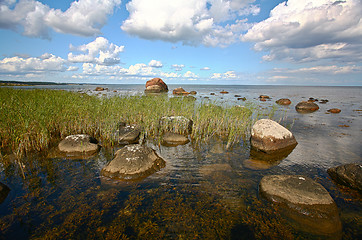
top-left (1, 85), bottom-right (361, 239)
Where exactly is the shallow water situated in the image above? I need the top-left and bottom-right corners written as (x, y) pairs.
top-left (1, 85), bottom-right (361, 239)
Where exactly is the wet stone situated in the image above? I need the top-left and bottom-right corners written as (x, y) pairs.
top-left (101, 144), bottom-right (166, 181)
top-left (327, 163), bottom-right (362, 192)
top-left (260, 175), bottom-right (342, 237)
top-left (295, 101), bottom-right (319, 113)
top-left (162, 132), bottom-right (190, 146)
top-left (58, 134), bottom-right (100, 156)
top-left (115, 122), bottom-right (141, 144)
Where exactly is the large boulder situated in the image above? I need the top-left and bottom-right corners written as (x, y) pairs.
top-left (295, 101), bottom-right (319, 113)
top-left (58, 134), bottom-right (100, 156)
top-left (160, 116), bottom-right (193, 135)
top-left (145, 78), bottom-right (168, 93)
top-left (114, 122), bottom-right (141, 144)
top-left (327, 163), bottom-right (362, 191)
top-left (101, 145), bottom-right (165, 180)
top-left (260, 175), bottom-right (342, 237)
top-left (0, 182), bottom-right (10, 204)
top-left (251, 119), bottom-right (297, 154)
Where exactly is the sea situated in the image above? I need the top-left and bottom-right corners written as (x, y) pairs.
top-left (0, 84), bottom-right (361, 239)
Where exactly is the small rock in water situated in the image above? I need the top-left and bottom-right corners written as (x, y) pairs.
top-left (95, 87), bottom-right (104, 91)
top-left (58, 134), bottom-right (100, 155)
top-left (173, 87), bottom-right (189, 95)
top-left (295, 101), bottom-right (319, 113)
top-left (101, 144), bottom-right (165, 181)
top-left (327, 108), bottom-right (341, 114)
top-left (115, 122), bottom-right (141, 144)
top-left (162, 132), bottom-right (190, 146)
top-left (276, 98), bottom-right (291, 105)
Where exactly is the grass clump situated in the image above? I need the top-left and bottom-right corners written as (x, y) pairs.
top-left (0, 88), bottom-right (266, 158)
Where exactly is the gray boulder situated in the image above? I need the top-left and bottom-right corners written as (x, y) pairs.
top-left (160, 116), bottom-right (193, 135)
top-left (58, 134), bottom-right (100, 155)
top-left (327, 163), bottom-right (362, 191)
top-left (101, 145), bottom-right (165, 180)
top-left (260, 175), bottom-right (342, 237)
top-left (251, 119), bottom-right (297, 153)
top-left (0, 182), bottom-right (10, 204)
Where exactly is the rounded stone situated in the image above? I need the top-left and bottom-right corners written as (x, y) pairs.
top-left (101, 145), bottom-right (165, 181)
top-left (251, 119), bottom-right (297, 153)
top-left (295, 101), bottom-right (319, 113)
top-left (145, 78), bottom-right (168, 92)
top-left (162, 132), bottom-right (190, 146)
top-left (327, 108), bottom-right (341, 114)
top-left (58, 134), bottom-right (100, 154)
top-left (276, 98), bottom-right (291, 105)
top-left (327, 163), bottom-right (362, 191)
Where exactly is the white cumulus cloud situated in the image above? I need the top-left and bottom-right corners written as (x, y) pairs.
top-left (0, 0), bottom-right (122, 38)
top-left (148, 60), bottom-right (163, 68)
top-left (242, 0), bottom-right (362, 63)
top-left (121, 0), bottom-right (258, 47)
top-left (68, 37), bottom-right (124, 65)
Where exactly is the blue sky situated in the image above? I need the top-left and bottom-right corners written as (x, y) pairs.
top-left (0, 0), bottom-right (361, 85)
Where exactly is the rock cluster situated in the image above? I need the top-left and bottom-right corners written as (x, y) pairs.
top-left (145, 78), bottom-right (168, 93)
top-left (101, 144), bottom-right (165, 180)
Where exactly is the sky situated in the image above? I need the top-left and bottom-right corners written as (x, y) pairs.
top-left (0, 0), bottom-right (361, 86)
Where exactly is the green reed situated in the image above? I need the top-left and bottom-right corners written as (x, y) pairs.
top-left (0, 88), bottom-right (268, 158)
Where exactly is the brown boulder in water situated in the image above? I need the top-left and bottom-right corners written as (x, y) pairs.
top-left (145, 78), bottom-right (168, 93)
top-left (276, 98), bottom-right (291, 105)
top-left (295, 101), bottom-right (319, 113)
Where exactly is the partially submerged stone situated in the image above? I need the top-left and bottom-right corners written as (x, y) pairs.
top-left (327, 163), bottom-right (362, 191)
top-left (173, 87), bottom-right (189, 95)
top-left (260, 175), bottom-right (342, 237)
top-left (115, 122), bottom-right (141, 144)
top-left (145, 78), bottom-right (168, 93)
top-left (0, 182), bottom-right (10, 204)
top-left (327, 108), bottom-right (341, 114)
top-left (251, 119), bottom-right (297, 154)
top-left (58, 134), bottom-right (100, 156)
top-left (295, 101), bottom-right (319, 113)
top-left (276, 98), bottom-right (291, 105)
top-left (101, 145), bottom-right (165, 181)
top-left (162, 132), bottom-right (190, 146)
top-left (244, 147), bottom-right (295, 170)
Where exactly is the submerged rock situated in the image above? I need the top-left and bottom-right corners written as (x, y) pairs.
top-left (327, 163), bottom-right (362, 191)
top-left (295, 101), bottom-right (319, 113)
top-left (250, 119), bottom-right (297, 154)
top-left (0, 182), bottom-right (10, 204)
top-left (115, 122), bottom-right (141, 144)
top-left (145, 78), bottom-right (168, 93)
top-left (260, 175), bottom-right (342, 237)
top-left (276, 98), bottom-right (291, 105)
top-left (58, 134), bottom-right (100, 156)
top-left (101, 145), bottom-right (165, 181)
top-left (162, 132), bottom-right (190, 146)
top-left (244, 147), bottom-right (295, 170)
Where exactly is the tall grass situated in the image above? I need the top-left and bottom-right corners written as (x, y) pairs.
top-left (0, 88), bottom-right (268, 158)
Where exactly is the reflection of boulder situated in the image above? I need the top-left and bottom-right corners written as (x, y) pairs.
top-left (199, 164), bottom-right (233, 176)
top-left (245, 144), bottom-right (295, 170)
top-left (162, 132), bottom-right (190, 147)
top-left (0, 182), bottom-right (10, 204)
top-left (101, 145), bottom-right (165, 181)
top-left (260, 175), bottom-right (342, 238)
top-left (251, 119), bottom-right (297, 154)
top-left (327, 163), bottom-right (362, 192)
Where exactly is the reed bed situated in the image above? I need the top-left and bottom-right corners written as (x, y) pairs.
top-left (0, 88), bottom-right (268, 158)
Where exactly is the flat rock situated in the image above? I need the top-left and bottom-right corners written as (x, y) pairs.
top-left (101, 145), bottom-right (165, 181)
top-left (58, 134), bottom-right (100, 155)
top-left (251, 119), bottom-right (297, 153)
top-left (0, 182), bottom-right (10, 204)
top-left (327, 163), bottom-right (362, 191)
top-left (162, 132), bottom-right (189, 146)
top-left (260, 175), bottom-right (342, 236)
top-left (327, 108), bottom-right (341, 114)
top-left (295, 101), bottom-right (319, 113)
